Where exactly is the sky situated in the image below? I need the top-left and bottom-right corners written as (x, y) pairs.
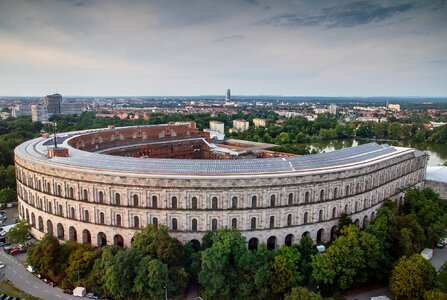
top-left (0, 0), bottom-right (446, 97)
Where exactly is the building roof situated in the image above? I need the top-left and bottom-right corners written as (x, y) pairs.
top-left (426, 166), bottom-right (447, 183)
top-left (15, 126), bottom-right (419, 178)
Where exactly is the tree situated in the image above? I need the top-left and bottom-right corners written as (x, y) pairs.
top-left (0, 188), bottom-right (16, 204)
top-left (133, 256), bottom-right (172, 300)
top-left (285, 286), bottom-right (323, 300)
top-left (270, 246), bottom-right (304, 295)
top-left (7, 220), bottom-right (30, 243)
top-left (63, 244), bottom-right (99, 288)
top-left (390, 254), bottom-right (436, 299)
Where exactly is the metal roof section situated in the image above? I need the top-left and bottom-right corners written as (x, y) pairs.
top-left (426, 166), bottom-right (447, 183)
top-left (15, 126), bottom-right (417, 177)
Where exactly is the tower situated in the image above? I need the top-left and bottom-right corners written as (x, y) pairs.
top-left (225, 89), bottom-right (231, 101)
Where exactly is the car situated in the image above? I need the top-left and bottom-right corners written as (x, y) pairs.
top-left (42, 278), bottom-right (49, 284)
top-left (63, 289), bottom-right (73, 295)
top-left (0, 294), bottom-right (5, 300)
top-left (3, 247), bottom-right (12, 254)
top-left (10, 248), bottom-right (21, 255)
top-left (436, 241), bottom-right (446, 249)
top-left (0, 262), bottom-right (5, 269)
top-left (12, 219), bottom-right (18, 224)
top-left (86, 292), bottom-right (100, 299)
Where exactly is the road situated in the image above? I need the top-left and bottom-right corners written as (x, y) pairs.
top-left (0, 250), bottom-right (79, 300)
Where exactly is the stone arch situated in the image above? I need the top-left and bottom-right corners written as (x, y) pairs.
top-left (371, 211), bottom-right (375, 220)
top-left (69, 226), bottom-right (77, 241)
top-left (319, 209), bottom-right (323, 221)
top-left (38, 216), bottom-right (43, 231)
top-left (248, 238), bottom-right (259, 251)
top-left (57, 223), bottom-right (64, 240)
top-left (31, 212), bottom-right (36, 228)
top-left (354, 219), bottom-right (360, 227)
top-left (190, 239), bottom-right (201, 251)
top-left (317, 228), bottom-right (325, 243)
top-left (114, 235), bottom-right (124, 247)
top-left (320, 189), bottom-right (324, 201)
top-left (330, 226), bottom-right (337, 241)
top-left (97, 232), bottom-right (107, 247)
top-left (363, 215), bottom-right (369, 228)
top-left (285, 234), bottom-right (294, 246)
top-left (305, 191), bottom-right (310, 203)
top-left (267, 236), bottom-right (277, 251)
top-left (82, 229), bottom-right (91, 244)
top-left (332, 207), bottom-right (337, 219)
top-left (302, 231), bottom-right (310, 238)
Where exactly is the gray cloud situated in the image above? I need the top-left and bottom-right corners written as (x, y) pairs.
top-left (213, 34), bottom-right (245, 43)
top-left (257, 1), bottom-right (412, 28)
top-left (429, 59), bottom-right (447, 64)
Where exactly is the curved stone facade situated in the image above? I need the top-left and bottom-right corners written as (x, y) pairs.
top-left (15, 125), bottom-right (428, 248)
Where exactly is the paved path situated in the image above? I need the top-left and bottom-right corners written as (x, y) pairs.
top-left (0, 250), bottom-right (79, 300)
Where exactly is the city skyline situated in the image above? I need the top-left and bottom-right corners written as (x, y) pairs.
top-left (0, 0), bottom-right (446, 97)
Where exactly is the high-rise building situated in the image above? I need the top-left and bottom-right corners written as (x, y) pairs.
top-left (329, 104), bottom-right (337, 115)
top-left (12, 105), bottom-right (32, 117)
top-left (233, 119), bottom-right (249, 132)
top-left (44, 94), bottom-right (62, 115)
top-left (210, 121), bottom-right (225, 134)
top-left (31, 105), bottom-right (49, 122)
top-left (225, 89), bottom-right (231, 101)
top-left (61, 100), bottom-right (83, 115)
top-left (253, 118), bottom-right (267, 127)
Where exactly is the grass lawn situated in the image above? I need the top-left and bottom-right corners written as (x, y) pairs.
top-left (438, 262), bottom-right (447, 292)
top-left (0, 280), bottom-right (41, 300)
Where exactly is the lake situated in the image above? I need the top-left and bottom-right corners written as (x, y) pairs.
top-left (303, 139), bottom-right (447, 167)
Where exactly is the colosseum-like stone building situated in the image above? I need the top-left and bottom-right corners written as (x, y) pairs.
top-left (15, 122), bottom-right (428, 249)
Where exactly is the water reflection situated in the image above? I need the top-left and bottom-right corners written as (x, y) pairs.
top-left (303, 139), bottom-right (447, 166)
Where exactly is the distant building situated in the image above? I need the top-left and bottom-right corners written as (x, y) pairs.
top-left (314, 108), bottom-right (329, 114)
top-left (44, 94), bottom-right (62, 115)
top-left (203, 129), bottom-right (225, 141)
top-left (233, 119), bottom-right (249, 132)
top-left (31, 105), bottom-right (49, 122)
top-left (388, 104), bottom-right (401, 112)
top-left (12, 104), bottom-right (32, 117)
top-left (253, 118), bottom-right (267, 127)
top-left (225, 89), bottom-right (231, 101)
top-left (210, 121), bottom-right (225, 134)
top-left (329, 104), bottom-right (337, 115)
top-left (61, 100), bottom-right (83, 115)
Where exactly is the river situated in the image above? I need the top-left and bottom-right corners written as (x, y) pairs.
top-left (303, 139), bottom-right (447, 167)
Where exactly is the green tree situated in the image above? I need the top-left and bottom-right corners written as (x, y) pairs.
top-left (7, 220), bottom-right (30, 243)
top-left (133, 256), bottom-right (172, 300)
top-left (0, 188), bottom-right (16, 204)
top-left (390, 254), bottom-right (436, 299)
top-left (63, 244), bottom-right (99, 288)
top-left (270, 246), bottom-right (304, 295)
top-left (285, 286), bottom-right (323, 300)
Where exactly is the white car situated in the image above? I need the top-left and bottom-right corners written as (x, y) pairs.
top-left (0, 262), bottom-right (5, 269)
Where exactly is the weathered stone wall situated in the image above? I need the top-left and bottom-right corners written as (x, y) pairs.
top-left (425, 180), bottom-right (447, 199)
top-left (15, 150), bottom-right (428, 248)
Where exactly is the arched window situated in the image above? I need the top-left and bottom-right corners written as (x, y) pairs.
top-left (172, 218), bottom-right (178, 230)
top-left (231, 218), bottom-right (237, 229)
top-left (288, 193), bottom-right (293, 205)
top-left (71, 207), bottom-right (75, 219)
top-left (152, 196), bottom-right (158, 208)
top-left (231, 196), bottom-right (237, 209)
top-left (69, 187), bottom-right (74, 199)
top-left (83, 189), bottom-right (88, 201)
top-left (319, 210), bottom-right (323, 221)
top-left (304, 212), bottom-right (308, 224)
top-left (100, 212), bottom-right (105, 224)
top-left (356, 183), bottom-right (360, 194)
top-left (345, 185), bottom-right (350, 196)
top-left (191, 197), bottom-right (198, 209)
top-left (171, 196), bottom-right (177, 209)
top-left (364, 198), bottom-right (367, 209)
top-left (305, 191), bottom-right (310, 203)
top-left (269, 216), bottom-right (275, 228)
top-left (270, 195), bottom-right (275, 207)
top-left (251, 196), bottom-right (257, 208)
top-left (251, 217), bottom-right (256, 230)
top-left (116, 214), bottom-right (121, 227)
top-left (98, 191), bottom-right (104, 203)
top-left (57, 185), bottom-right (62, 196)
top-left (212, 197), bottom-right (218, 209)
top-left (344, 204), bottom-right (348, 213)
top-left (320, 190), bottom-right (324, 201)
top-left (211, 218), bottom-right (217, 231)
top-left (115, 193), bottom-right (120, 205)
top-left (333, 187), bottom-right (338, 199)
top-left (133, 194), bottom-right (139, 207)
top-left (191, 218), bottom-right (197, 231)
top-left (287, 214), bottom-right (292, 226)
top-left (365, 180), bottom-right (369, 190)
top-left (134, 216), bottom-right (140, 228)
top-left (58, 204), bottom-right (63, 216)
top-left (152, 217), bottom-right (158, 227)
top-left (355, 202), bottom-right (358, 212)
top-left (47, 182), bottom-right (51, 193)
top-left (332, 207), bottom-right (336, 219)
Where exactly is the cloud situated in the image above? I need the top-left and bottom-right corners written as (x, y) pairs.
top-left (213, 34), bottom-right (245, 43)
top-left (429, 59), bottom-right (447, 64)
top-left (257, 1), bottom-right (413, 28)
